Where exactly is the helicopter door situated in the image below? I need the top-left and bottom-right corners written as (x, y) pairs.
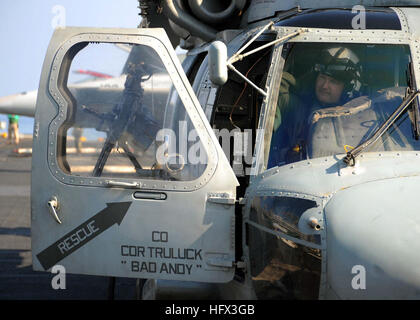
top-left (31, 27), bottom-right (239, 283)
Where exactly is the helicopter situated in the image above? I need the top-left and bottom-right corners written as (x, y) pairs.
top-left (4, 0), bottom-right (420, 299)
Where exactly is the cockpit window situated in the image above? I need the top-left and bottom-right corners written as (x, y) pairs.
top-left (268, 42), bottom-right (420, 168)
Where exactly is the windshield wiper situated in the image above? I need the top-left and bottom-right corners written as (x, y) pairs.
top-left (407, 60), bottom-right (420, 140)
top-left (343, 89), bottom-right (420, 166)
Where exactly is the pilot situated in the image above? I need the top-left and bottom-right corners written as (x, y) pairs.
top-left (269, 45), bottom-right (362, 166)
top-left (312, 47), bottom-right (362, 107)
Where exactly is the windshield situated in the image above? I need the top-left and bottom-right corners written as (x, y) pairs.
top-left (268, 42), bottom-right (420, 168)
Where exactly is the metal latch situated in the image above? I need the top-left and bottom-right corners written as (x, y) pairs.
top-left (207, 258), bottom-right (246, 270)
top-left (47, 196), bottom-right (62, 224)
top-left (207, 257), bottom-right (235, 268)
top-left (207, 193), bottom-right (236, 205)
top-left (238, 197), bottom-right (246, 205)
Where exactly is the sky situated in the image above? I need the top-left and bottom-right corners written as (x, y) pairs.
top-left (0, 0), bottom-right (140, 133)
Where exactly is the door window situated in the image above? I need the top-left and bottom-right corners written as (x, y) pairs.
top-left (54, 42), bottom-right (208, 182)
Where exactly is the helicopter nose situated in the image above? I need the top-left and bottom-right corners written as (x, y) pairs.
top-left (0, 90), bottom-right (37, 117)
top-left (324, 177), bottom-right (420, 299)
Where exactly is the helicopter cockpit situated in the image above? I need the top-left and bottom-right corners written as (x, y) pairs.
top-left (267, 42), bottom-right (420, 168)
top-left (244, 24), bottom-right (420, 299)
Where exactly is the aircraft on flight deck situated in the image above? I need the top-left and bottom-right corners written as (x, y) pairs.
top-left (2, 0), bottom-right (420, 300)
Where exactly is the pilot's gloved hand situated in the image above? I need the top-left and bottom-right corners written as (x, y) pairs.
top-left (285, 141), bottom-right (305, 163)
top-left (274, 72), bottom-right (297, 131)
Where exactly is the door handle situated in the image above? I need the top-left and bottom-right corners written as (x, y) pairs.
top-left (47, 196), bottom-right (62, 224)
top-left (105, 180), bottom-right (141, 188)
top-left (133, 191), bottom-right (167, 200)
